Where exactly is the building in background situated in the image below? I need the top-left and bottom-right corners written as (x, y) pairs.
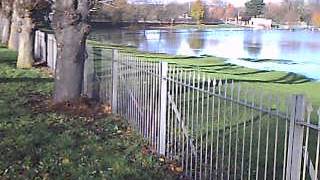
top-left (249, 18), bottom-right (273, 29)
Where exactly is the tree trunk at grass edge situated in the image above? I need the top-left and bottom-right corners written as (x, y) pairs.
top-left (1, 16), bottom-right (11, 45)
top-left (52, 0), bottom-right (91, 103)
top-left (16, 16), bottom-right (34, 69)
top-left (8, 8), bottom-right (19, 51)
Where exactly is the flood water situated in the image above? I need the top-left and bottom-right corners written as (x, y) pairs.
top-left (90, 28), bottom-right (320, 80)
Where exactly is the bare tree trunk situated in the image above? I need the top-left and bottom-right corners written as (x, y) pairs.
top-left (16, 16), bottom-right (34, 68)
top-left (54, 28), bottom-right (87, 102)
top-left (1, 16), bottom-right (11, 45)
top-left (8, 10), bottom-right (19, 51)
top-left (53, 0), bottom-right (91, 103)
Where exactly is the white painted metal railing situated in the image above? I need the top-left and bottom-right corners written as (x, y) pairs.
top-left (101, 49), bottom-right (320, 180)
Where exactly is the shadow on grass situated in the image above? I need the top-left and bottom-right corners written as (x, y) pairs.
top-left (184, 73), bottom-right (313, 91)
top-left (0, 61), bottom-right (16, 67)
top-left (232, 72), bottom-right (313, 84)
top-left (234, 70), bottom-right (271, 76)
top-left (0, 78), bottom-right (53, 83)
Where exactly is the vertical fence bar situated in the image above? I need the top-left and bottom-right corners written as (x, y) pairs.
top-left (227, 81), bottom-right (234, 180)
top-left (146, 61), bottom-right (151, 141)
top-left (315, 108), bottom-right (320, 180)
top-left (199, 74), bottom-right (206, 180)
top-left (190, 71), bottom-right (196, 178)
top-left (194, 73), bottom-right (201, 180)
top-left (286, 95), bottom-right (306, 180)
top-left (174, 68), bottom-right (179, 159)
top-left (248, 91), bottom-right (255, 179)
top-left (273, 97), bottom-right (280, 180)
top-left (256, 92), bottom-right (264, 180)
top-left (221, 81), bottom-right (228, 180)
top-left (170, 66), bottom-right (176, 160)
top-left (166, 66), bottom-right (171, 157)
top-left (264, 95), bottom-right (272, 180)
top-left (112, 49), bottom-right (118, 114)
top-left (302, 103), bottom-right (313, 180)
top-left (150, 62), bottom-right (156, 147)
top-left (185, 71), bottom-right (192, 176)
top-left (178, 69), bottom-right (183, 162)
top-left (210, 79), bottom-right (216, 180)
top-left (155, 63), bottom-right (160, 152)
top-left (143, 60), bottom-right (147, 138)
top-left (182, 70), bottom-right (187, 171)
top-left (204, 76), bottom-right (211, 179)
top-left (159, 62), bottom-right (168, 155)
top-left (241, 89), bottom-right (249, 180)
top-left (234, 83), bottom-right (241, 180)
top-left (216, 79), bottom-right (222, 179)
top-left (282, 97), bottom-right (290, 180)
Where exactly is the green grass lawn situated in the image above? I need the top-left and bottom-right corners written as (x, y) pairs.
top-left (88, 40), bottom-right (320, 108)
top-left (0, 45), bottom-right (179, 179)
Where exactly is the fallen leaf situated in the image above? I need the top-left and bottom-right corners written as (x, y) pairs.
top-left (62, 157), bottom-right (70, 165)
top-left (175, 166), bottom-right (183, 173)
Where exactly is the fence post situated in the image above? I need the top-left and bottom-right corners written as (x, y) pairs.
top-left (34, 30), bottom-right (40, 59)
top-left (159, 61), bottom-right (168, 155)
top-left (286, 95), bottom-right (306, 180)
top-left (112, 49), bottom-right (119, 114)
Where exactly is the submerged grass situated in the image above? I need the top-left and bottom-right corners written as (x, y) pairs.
top-left (0, 45), bottom-right (179, 179)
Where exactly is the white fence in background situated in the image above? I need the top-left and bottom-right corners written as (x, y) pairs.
top-left (86, 49), bottom-right (320, 180)
top-left (0, 18), bottom-right (4, 42)
top-left (34, 31), bottom-right (47, 62)
top-left (33, 30), bottom-right (57, 70)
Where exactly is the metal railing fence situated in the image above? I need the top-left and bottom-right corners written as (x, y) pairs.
top-left (89, 49), bottom-right (320, 180)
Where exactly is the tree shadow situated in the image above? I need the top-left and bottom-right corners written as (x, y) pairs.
top-left (0, 60), bottom-right (17, 66)
top-left (234, 70), bottom-right (270, 76)
top-left (0, 78), bottom-right (53, 84)
top-left (228, 72), bottom-right (313, 84)
top-left (182, 72), bottom-right (313, 90)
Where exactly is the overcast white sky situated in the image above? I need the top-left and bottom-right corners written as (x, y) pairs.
top-left (166, 0), bottom-right (283, 7)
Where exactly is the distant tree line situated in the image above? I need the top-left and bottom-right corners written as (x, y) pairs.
top-left (264, 0), bottom-right (320, 26)
top-left (90, 0), bottom-right (320, 27)
top-left (91, 0), bottom-right (190, 23)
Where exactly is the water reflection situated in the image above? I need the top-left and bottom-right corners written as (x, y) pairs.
top-left (243, 31), bottom-right (262, 58)
top-left (89, 28), bottom-right (320, 80)
top-left (188, 31), bottom-right (205, 54)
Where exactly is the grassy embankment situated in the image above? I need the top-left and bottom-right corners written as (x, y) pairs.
top-left (169, 24), bottom-right (242, 29)
top-left (0, 44), bottom-right (179, 179)
top-left (88, 40), bottom-right (320, 108)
